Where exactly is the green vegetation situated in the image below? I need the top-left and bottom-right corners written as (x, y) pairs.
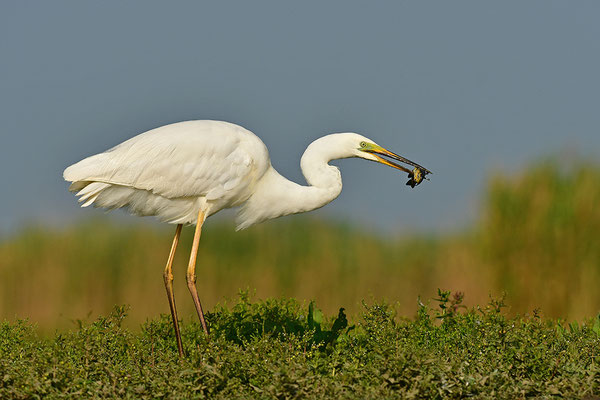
top-left (1, 294), bottom-right (599, 399)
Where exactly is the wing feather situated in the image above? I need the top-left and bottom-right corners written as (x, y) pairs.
top-left (64, 121), bottom-right (269, 206)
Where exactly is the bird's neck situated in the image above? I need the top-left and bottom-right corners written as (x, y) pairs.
top-left (235, 136), bottom-right (345, 230)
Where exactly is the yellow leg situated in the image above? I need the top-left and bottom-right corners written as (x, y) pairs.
top-left (187, 209), bottom-right (209, 335)
top-left (163, 224), bottom-right (184, 357)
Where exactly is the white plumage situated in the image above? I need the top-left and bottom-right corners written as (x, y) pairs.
top-left (64, 121), bottom-right (270, 228)
top-left (63, 119), bottom-right (430, 356)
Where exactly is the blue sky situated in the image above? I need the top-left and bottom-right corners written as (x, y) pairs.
top-left (1, 1), bottom-right (599, 233)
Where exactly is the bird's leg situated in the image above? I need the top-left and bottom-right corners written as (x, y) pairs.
top-left (163, 224), bottom-right (184, 357)
top-left (187, 209), bottom-right (209, 335)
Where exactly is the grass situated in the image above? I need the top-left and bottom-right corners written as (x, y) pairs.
top-left (1, 293), bottom-right (599, 399)
top-left (480, 159), bottom-right (600, 317)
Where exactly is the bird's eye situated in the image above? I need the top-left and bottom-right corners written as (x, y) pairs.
top-left (360, 141), bottom-right (367, 148)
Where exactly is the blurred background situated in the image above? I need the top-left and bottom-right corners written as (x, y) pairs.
top-left (1, 1), bottom-right (599, 331)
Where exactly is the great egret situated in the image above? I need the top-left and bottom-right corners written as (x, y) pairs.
top-left (63, 120), bottom-right (431, 356)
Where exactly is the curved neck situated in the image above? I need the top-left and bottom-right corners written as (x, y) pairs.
top-left (235, 135), bottom-right (347, 230)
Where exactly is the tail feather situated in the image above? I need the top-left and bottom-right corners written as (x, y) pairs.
top-left (81, 193), bottom-right (101, 207)
top-left (74, 182), bottom-right (111, 207)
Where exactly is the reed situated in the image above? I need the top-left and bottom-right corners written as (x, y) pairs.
top-left (1, 158), bottom-right (598, 331)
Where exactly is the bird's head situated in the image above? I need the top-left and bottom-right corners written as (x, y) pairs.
top-left (350, 134), bottom-right (432, 188)
top-left (302, 132), bottom-right (432, 188)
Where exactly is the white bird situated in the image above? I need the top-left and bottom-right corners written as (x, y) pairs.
top-left (63, 120), bottom-right (430, 356)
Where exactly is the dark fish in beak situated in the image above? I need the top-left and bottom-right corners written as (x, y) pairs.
top-left (406, 167), bottom-right (426, 188)
top-left (362, 144), bottom-right (432, 189)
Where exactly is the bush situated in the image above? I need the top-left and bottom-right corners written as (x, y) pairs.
top-left (1, 294), bottom-right (599, 398)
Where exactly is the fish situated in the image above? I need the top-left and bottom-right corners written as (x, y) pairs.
top-left (406, 167), bottom-right (427, 188)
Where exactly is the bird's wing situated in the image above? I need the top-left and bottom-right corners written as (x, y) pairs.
top-left (63, 121), bottom-right (267, 200)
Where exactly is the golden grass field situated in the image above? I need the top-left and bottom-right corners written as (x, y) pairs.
top-left (1, 159), bottom-right (599, 331)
